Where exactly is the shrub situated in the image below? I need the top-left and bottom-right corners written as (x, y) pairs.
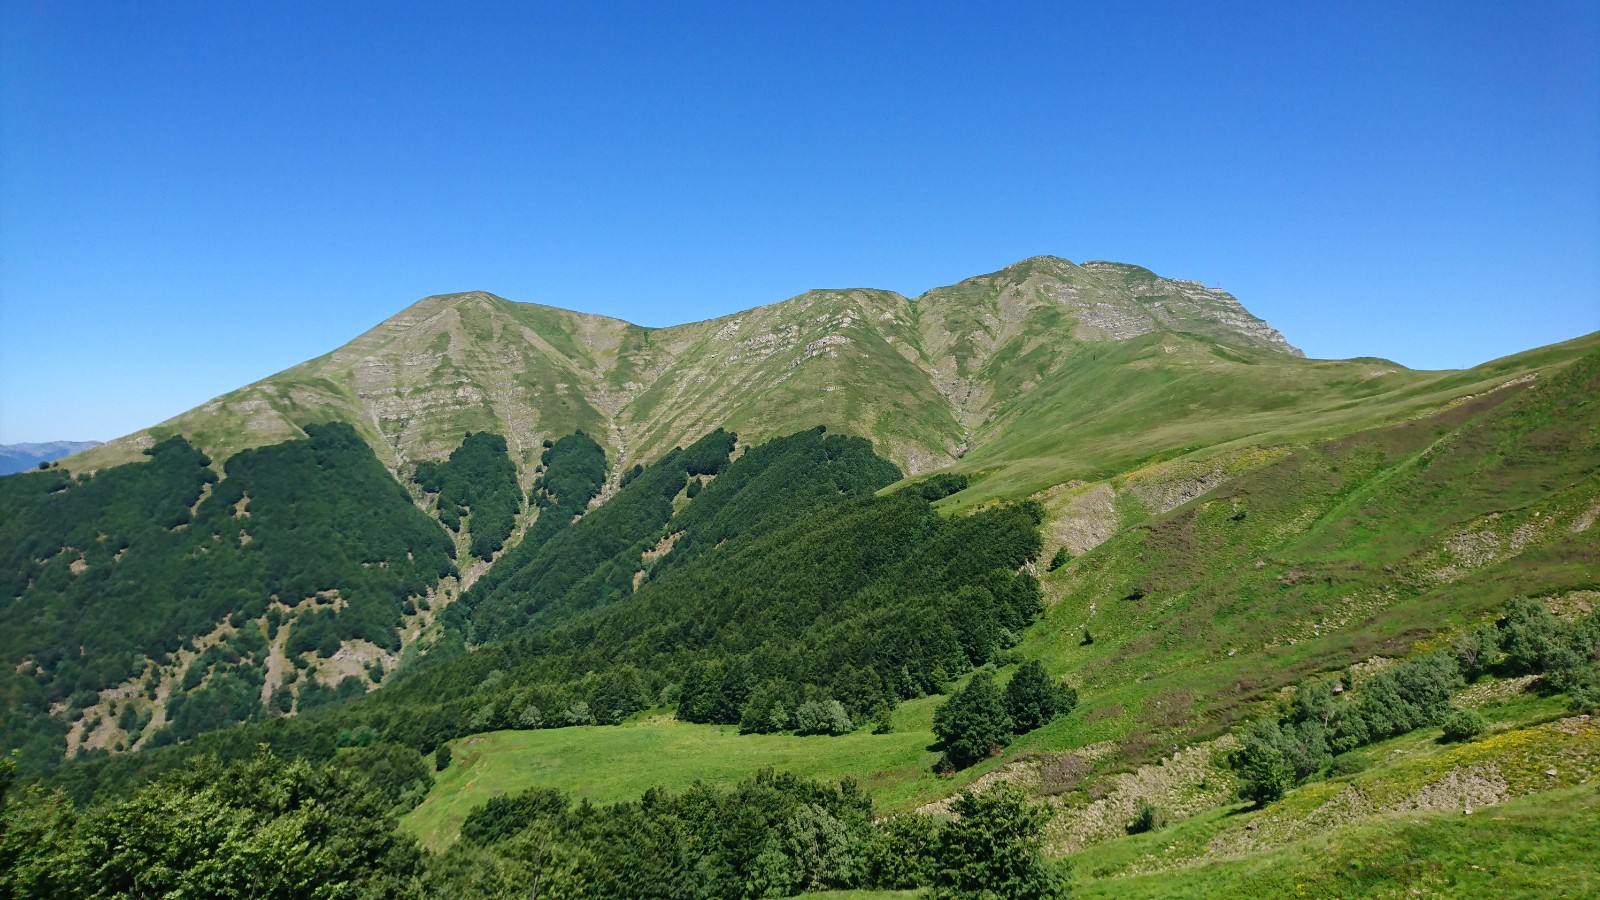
top-left (1326, 753), bottom-right (1368, 777)
top-left (794, 699), bottom-right (852, 736)
top-left (434, 744), bottom-right (451, 771)
top-left (1440, 708), bottom-right (1486, 743)
top-left (1126, 798), bottom-right (1166, 834)
top-left (863, 813), bottom-right (940, 889)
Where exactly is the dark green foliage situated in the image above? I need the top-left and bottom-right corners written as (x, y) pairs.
top-left (460, 786), bottom-right (567, 844)
top-left (162, 663), bottom-right (267, 744)
top-left (1473, 599), bottom-right (1600, 711)
top-left (459, 433), bottom-right (734, 642)
top-left (435, 744), bottom-right (451, 771)
top-left (438, 432), bottom-right (608, 639)
top-left (530, 430), bottom-right (607, 512)
top-left (338, 742), bottom-right (433, 810)
top-left (1328, 651), bottom-right (1462, 754)
top-left (862, 813), bottom-right (940, 889)
top-left (650, 426), bottom-right (899, 572)
top-left (0, 424), bottom-right (458, 768)
top-left (1439, 708), bottom-right (1486, 743)
top-left (440, 770), bottom-right (875, 897)
top-left (1127, 798), bottom-right (1166, 834)
top-left (929, 785), bottom-right (1067, 900)
top-left (1453, 623), bottom-right (1501, 681)
top-left (740, 682), bottom-right (797, 735)
top-left (1235, 720), bottom-right (1296, 805)
top-left (438, 772), bottom-right (1062, 897)
top-left (413, 432), bottom-right (522, 560)
top-left (1003, 660), bottom-right (1077, 733)
top-left (1, 747), bottom-right (420, 898)
top-left (298, 675), bottom-right (367, 712)
top-left (23, 426), bottom-right (1044, 839)
top-left (1048, 547), bottom-right (1071, 571)
top-left (910, 472), bottom-right (969, 502)
top-left (934, 672), bottom-right (1013, 770)
top-left (1326, 753), bottom-right (1368, 777)
top-left (1236, 651), bottom-right (1466, 803)
top-left (366, 434), bottom-right (1039, 755)
top-left (1496, 599), bottom-right (1600, 707)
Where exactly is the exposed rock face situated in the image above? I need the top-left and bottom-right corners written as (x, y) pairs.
top-left (67, 256), bottom-right (1309, 476)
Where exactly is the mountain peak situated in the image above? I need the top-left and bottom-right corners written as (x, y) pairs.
top-left (69, 255), bottom-right (1307, 476)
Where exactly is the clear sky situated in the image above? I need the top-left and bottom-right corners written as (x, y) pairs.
top-left (2, 1), bottom-right (1597, 443)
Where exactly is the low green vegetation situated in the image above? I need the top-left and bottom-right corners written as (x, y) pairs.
top-left (1233, 595), bottom-right (1599, 805)
top-left (1074, 786), bottom-right (1600, 899)
top-left (401, 708), bottom-right (946, 851)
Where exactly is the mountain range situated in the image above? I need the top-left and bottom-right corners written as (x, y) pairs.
top-left (0, 440), bottom-right (100, 476)
top-left (5, 255), bottom-right (1597, 897)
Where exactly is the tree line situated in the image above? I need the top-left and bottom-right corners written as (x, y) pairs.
top-left (1, 749), bottom-right (1067, 898)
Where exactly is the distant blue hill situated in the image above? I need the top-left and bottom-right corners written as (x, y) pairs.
top-left (0, 440), bottom-right (101, 475)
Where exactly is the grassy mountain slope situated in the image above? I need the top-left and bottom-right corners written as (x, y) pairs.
top-left (65, 256), bottom-right (1361, 489)
top-left (11, 253), bottom-right (1599, 894)
top-left (387, 340), bottom-right (1598, 886)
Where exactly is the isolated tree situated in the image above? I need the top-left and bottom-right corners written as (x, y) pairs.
top-left (1003, 660), bottom-right (1077, 733)
top-left (934, 672), bottom-right (1013, 770)
top-left (1236, 722), bottom-right (1295, 805)
top-left (1440, 708), bottom-right (1486, 743)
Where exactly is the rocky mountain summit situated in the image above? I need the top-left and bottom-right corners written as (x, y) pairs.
top-left (67, 256), bottom-right (1309, 482)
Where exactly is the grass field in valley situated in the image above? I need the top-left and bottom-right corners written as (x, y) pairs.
top-left (402, 698), bottom-right (955, 852)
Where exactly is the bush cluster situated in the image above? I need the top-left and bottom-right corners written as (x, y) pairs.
top-left (933, 661), bottom-right (1078, 770)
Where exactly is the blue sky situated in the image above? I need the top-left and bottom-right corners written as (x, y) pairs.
top-left (2, 1), bottom-right (1596, 443)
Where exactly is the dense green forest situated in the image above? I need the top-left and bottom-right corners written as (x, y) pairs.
top-left (0, 424), bottom-right (456, 772)
top-left (414, 431), bottom-right (522, 561)
top-left (0, 422), bottom-right (1075, 897)
top-left (18, 426), bottom-right (1048, 808)
top-left (368, 425), bottom-right (1041, 753)
top-left (453, 428), bottom-right (754, 644)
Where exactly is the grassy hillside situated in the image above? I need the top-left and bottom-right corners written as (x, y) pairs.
top-left (1075, 785), bottom-right (1600, 898)
top-left (9, 255), bottom-right (1598, 895)
top-left (401, 697), bottom-right (948, 852)
top-left (377, 341), bottom-right (1598, 892)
